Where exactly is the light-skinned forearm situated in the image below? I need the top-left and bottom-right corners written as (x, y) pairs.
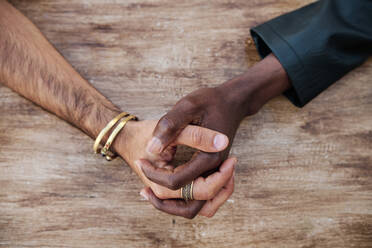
top-left (0, 0), bottom-right (124, 141)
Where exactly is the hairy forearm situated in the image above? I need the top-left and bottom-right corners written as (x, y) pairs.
top-left (0, 1), bottom-right (121, 139)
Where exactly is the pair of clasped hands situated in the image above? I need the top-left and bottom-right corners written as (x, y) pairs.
top-left (112, 53), bottom-right (288, 218)
top-left (114, 86), bottom-right (246, 219)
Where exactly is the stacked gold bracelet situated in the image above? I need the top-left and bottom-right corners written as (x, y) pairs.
top-left (93, 112), bottom-right (137, 161)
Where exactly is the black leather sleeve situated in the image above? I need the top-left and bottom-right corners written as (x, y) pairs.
top-left (251, 0), bottom-right (372, 107)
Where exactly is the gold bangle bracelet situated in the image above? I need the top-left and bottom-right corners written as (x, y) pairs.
top-left (93, 112), bottom-right (128, 154)
top-left (101, 114), bottom-right (137, 161)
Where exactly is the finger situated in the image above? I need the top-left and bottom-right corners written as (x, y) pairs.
top-left (174, 125), bottom-right (229, 153)
top-left (191, 157), bottom-right (236, 200)
top-left (141, 187), bottom-right (205, 219)
top-left (146, 107), bottom-right (194, 155)
top-left (199, 173), bottom-right (235, 218)
top-left (159, 144), bottom-right (177, 162)
top-left (138, 151), bottom-right (221, 190)
top-left (148, 157), bottom-right (236, 200)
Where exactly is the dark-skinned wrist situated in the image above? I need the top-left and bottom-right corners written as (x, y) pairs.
top-left (219, 53), bottom-right (290, 117)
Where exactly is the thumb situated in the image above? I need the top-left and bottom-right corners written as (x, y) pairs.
top-left (146, 110), bottom-right (193, 155)
top-left (175, 125), bottom-right (229, 152)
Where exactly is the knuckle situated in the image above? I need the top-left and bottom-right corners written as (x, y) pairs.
top-left (206, 211), bottom-right (216, 218)
top-left (165, 175), bottom-right (182, 190)
top-left (159, 115), bottom-right (178, 133)
top-left (201, 186), bottom-right (216, 200)
top-left (183, 209), bottom-right (198, 219)
top-left (190, 127), bottom-right (204, 147)
top-left (206, 190), bottom-right (216, 200)
top-left (179, 98), bottom-right (199, 113)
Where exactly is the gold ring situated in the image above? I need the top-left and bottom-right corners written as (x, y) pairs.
top-left (181, 181), bottom-right (194, 201)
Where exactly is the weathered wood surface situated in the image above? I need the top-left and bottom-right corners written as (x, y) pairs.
top-left (1, 0), bottom-right (371, 247)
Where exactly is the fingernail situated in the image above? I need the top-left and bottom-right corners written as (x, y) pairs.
top-left (140, 190), bottom-right (148, 200)
top-left (146, 137), bottom-right (163, 154)
top-left (213, 134), bottom-right (228, 150)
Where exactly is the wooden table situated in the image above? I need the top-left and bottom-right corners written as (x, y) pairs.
top-left (1, 0), bottom-right (371, 247)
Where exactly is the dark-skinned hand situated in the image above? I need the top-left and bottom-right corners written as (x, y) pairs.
top-left (138, 53), bottom-right (291, 218)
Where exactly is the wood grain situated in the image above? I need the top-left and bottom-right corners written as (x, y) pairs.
top-left (1, 0), bottom-right (371, 247)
